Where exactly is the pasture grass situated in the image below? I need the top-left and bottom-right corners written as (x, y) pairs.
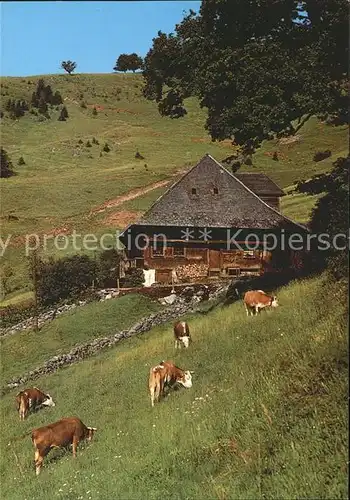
top-left (0, 294), bottom-right (160, 382)
top-left (0, 275), bottom-right (347, 499)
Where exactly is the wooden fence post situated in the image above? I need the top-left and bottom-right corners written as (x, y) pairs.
top-left (31, 249), bottom-right (39, 332)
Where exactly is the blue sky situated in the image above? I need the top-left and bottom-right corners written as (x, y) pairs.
top-left (1, 1), bottom-right (200, 76)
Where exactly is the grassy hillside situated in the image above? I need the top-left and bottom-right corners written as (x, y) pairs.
top-left (0, 294), bottom-right (160, 382)
top-left (0, 73), bottom-right (347, 300)
top-left (0, 275), bottom-right (347, 499)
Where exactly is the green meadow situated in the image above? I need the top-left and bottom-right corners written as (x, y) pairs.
top-left (0, 275), bottom-right (347, 499)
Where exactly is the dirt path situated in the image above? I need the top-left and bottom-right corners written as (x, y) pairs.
top-left (90, 179), bottom-right (171, 216)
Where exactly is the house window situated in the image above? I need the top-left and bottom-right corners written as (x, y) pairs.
top-left (151, 241), bottom-right (165, 257)
top-left (213, 187), bottom-right (218, 194)
top-left (191, 188), bottom-right (197, 195)
top-left (243, 250), bottom-right (255, 259)
top-left (173, 246), bottom-right (186, 257)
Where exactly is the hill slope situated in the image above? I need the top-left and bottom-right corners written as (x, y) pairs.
top-left (0, 73), bottom-right (347, 299)
top-left (0, 275), bottom-right (347, 499)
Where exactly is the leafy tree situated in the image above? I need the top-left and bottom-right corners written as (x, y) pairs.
top-left (38, 97), bottom-right (49, 116)
top-left (36, 255), bottom-right (96, 306)
top-left (52, 90), bottom-right (63, 105)
top-left (61, 60), bottom-right (77, 75)
top-left (114, 53), bottom-right (143, 72)
top-left (0, 148), bottom-right (15, 178)
top-left (296, 156), bottom-right (349, 281)
top-left (128, 53), bottom-right (143, 72)
top-left (143, 0), bottom-right (348, 158)
top-left (0, 264), bottom-right (14, 300)
top-left (58, 106), bottom-right (69, 121)
top-left (96, 249), bottom-right (123, 288)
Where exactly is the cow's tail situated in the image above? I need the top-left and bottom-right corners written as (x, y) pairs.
top-left (8, 430), bottom-right (32, 445)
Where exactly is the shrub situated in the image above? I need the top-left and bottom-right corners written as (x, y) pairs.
top-left (313, 150), bottom-right (331, 162)
top-left (36, 254), bottom-right (96, 307)
top-left (121, 268), bottom-right (144, 288)
top-left (92, 137), bottom-right (99, 145)
top-left (135, 151), bottom-right (145, 160)
top-left (86, 140), bottom-right (92, 148)
top-left (18, 156), bottom-right (26, 166)
top-left (80, 101), bottom-right (87, 108)
top-left (78, 139), bottom-right (84, 145)
top-left (103, 143), bottom-right (111, 153)
top-left (272, 151), bottom-right (279, 161)
top-left (92, 107), bottom-right (98, 116)
top-left (0, 299), bottom-right (36, 329)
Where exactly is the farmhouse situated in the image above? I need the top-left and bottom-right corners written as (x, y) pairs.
top-left (119, 154), bottom-right (307, 284)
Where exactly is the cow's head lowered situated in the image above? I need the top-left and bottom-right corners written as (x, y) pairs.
top-left (270, 296), bottom-right (279, 308)
top-left (41, 393), bottom-right (56, 407)
top-left (86, 426), bottom-right (97, 441)
top-left (177, 370), bottom-right (193, 388)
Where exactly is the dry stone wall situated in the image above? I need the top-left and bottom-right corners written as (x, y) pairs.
top-left (2, 284), bottom-right (229, 394)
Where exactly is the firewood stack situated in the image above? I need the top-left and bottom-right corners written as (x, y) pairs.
top-left (175, 263), bottom-right (209, 282)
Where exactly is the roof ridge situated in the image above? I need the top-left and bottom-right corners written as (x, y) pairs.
top-left (207, 155), bottom-right (307, 231)
top-left (139, 154), bottom-right (211, 222)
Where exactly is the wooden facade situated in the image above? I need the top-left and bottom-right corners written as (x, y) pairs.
top-left (140, 245), bottom-right (274, 283)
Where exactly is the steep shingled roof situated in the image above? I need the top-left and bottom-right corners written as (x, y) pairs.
top-left (234, 173), bottom-right (285, 197)
top-left (127, 154), bottom-right (306, 231)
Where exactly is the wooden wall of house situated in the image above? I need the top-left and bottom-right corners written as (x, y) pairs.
top-left (141, 245), bottom-right (275, 283)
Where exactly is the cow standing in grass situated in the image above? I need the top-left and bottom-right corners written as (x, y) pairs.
top-left (243, 290), bottom-right (279, 316)
top-left (15, 387), bottom-right (55, 421)
top-left (173, 321), bottom-right (191, 349)
top-left (149, 361), bottom-right (193, 407)
top-left (31, 417), bottom-right (97, 475)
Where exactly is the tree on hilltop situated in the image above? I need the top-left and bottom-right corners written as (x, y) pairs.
top-left (61, 60), bottom-right (77, 75)
top-left (114, 53), bottom-right (143, 73)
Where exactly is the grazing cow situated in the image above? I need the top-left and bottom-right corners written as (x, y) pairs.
top-left (15, 387), bottom-right (55, 421)
top-left (149, 360), bottom-right (193, 407)
top-left (173, 321), bottom-right (191, 348)
top-left (244, 290), bottom-right (279, 316)
top-left (31, 417), bottom-right (97, 476)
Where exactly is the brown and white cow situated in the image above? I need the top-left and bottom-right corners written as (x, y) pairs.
top-left (173, 321), bottom-right (191, 349)
top-left (148, 361), bottom-right (193, 407)
top-left (32, 417), bottom-right (97, 475)
top-left (15, 387), bottom-right (55, 421)
top-left (243, 290), bottom-right (279, 316)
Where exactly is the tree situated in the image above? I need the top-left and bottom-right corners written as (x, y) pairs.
top-left (52, 91), bottom-right (63, 105)
top-left (128, 53), bottom-right (143, 72)
top-left (143, 1), bottom-right (348, 158)
top-left (61, 60), bottom-right (77, 75)
top-left (58, 106), bottom-right (69, 121)
top-left (0, 148), bottom-right (15, 178)
top-left (38, 97), bottom-right (49, 116)
top-left (113, 53), bottom-right (143, 72)
top-left (0, 264), bottom-right (14, 300)
top-left (296, 156), bottom-right (349, 281)
top-left (18, 156), bottom-right (26, 165)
